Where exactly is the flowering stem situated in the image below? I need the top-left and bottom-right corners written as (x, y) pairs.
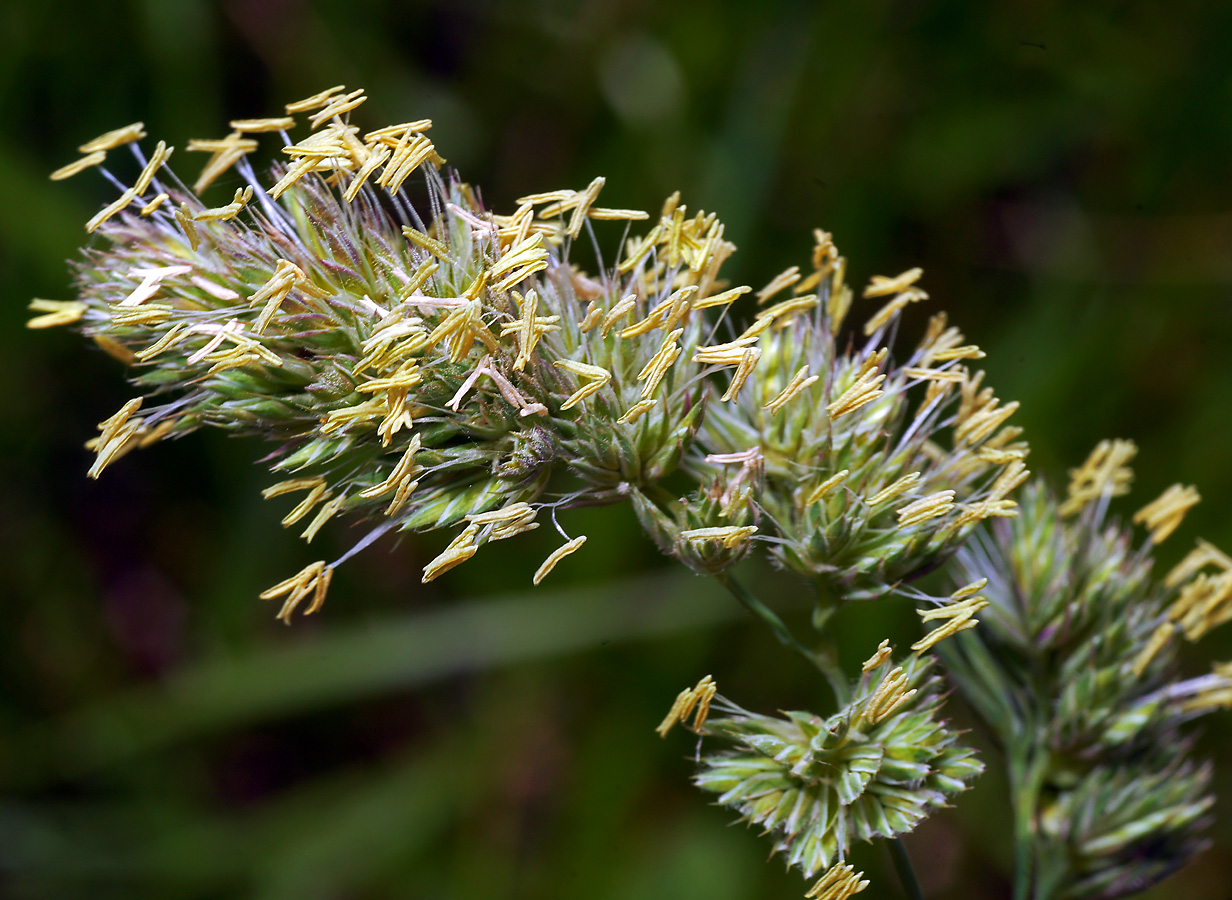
top-left (1009, 745), bottom-right (1052, 900)
top-left (716, 574), bottom-right (850, 703)
top-left (888, 837), bottom-right (926, 900)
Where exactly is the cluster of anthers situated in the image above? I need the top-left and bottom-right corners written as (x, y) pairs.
top-left (36, 84), bottom-right (1029, 623)
top-left (1060, 441), bottom-right (1232, 689)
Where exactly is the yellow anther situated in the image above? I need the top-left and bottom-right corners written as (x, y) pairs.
top-left (78, 122), bottom-right (147, 154)
top-left (720, 348), bottom-right (761, 402)
top-left (27, 299), bottom-right (86, 329)
top-left (285, 85), bottom-right (346, 113)
top-left (532, 535), bottom-right (587, 584)
top-left (755, 265), bottom-right (801, 304)
top-left (805, 862), bottom-right (870, 900)
top-left (1059, 439), bottom-right (1138, 517)
top-left (50, 150), bottom-right (107, 181)
top-left (862, 639), bottom-right (893, 672)
top-left (763, 365), bottom-right (819, 416)
top-left (897, 490), bottom-right (956, 527)
top-left (1134, 484), bottom-right (1201, 543)
top-left (863, 267), bottom-right (923, 298)
top-left (680, 526), bottom-right (758, 548)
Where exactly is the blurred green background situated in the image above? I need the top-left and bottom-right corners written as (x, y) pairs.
top-left (3, 1), bottom-right (1232, 898)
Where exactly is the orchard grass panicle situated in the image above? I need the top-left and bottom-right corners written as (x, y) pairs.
top-left (38, 88), bottom-right (1232, 900)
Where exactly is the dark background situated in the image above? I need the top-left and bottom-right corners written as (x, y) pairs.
top-left (3, 1), bottom-right (1232, 898)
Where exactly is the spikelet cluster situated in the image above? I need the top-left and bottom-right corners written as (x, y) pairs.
top-left (35, 88), bottom-right (752, 618)
top-left (941, 445), bottom-right (1232, 899)
top-left (662, 651), bottom-right (982, 881)
top-left (38, 87), bottom-right (1031, 618)
top-left (690, 243), bottom-right (1029, 600)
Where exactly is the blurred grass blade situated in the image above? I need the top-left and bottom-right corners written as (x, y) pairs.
top-left (10, 569), bottom-right (727, 783)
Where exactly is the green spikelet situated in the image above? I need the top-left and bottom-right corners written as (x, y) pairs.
top-left (680, 654), bottom-right (981, 878)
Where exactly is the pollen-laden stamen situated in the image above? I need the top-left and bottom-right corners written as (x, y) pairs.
top-left (340, 144), bottom-right (391, 201)
top-left (827, 352), bottom-right (887, 418)
top-left (863, 666), bottom-right (917, 725)
top-left (863, 287), bottom-right (928, 336)
top-left (50, 150), bottom-right (107, 181)
top-left (78, 122), bottom-right (147, 154)
top-left (553, 359), bottom-right (612, 410)
top-left (422, 525), bottom-right (482, 583)
top-left (259, 560), bottom-right (334, 622)
top-left (268, 124), bottom-right (362, 198)
top-left (582, 293), bottom-right (632, 339)
top-left (532, 535), bottom-right (587, 585)
top-left (358, 435), bottom-right (423, 502)
top-left (498, 289), bottom-right (559, 370)
top-left (141, 193), bottom-right (169, 216)
top-left (86, 188), bottom-right (138, 233)
top-left (1165, 538), bottom-right (1232, 589)
top-left (897, 490), bottom-right (956, 527)
top-left (912, 594), bottom-right (989, 652)
top-left (402, 226), bottom-right (453, 263)
top-left (307, 88), bottom-right (367, 129)
top-left (931, 344), bottom-right (985, 362)
top-left (762, 365), bottom-right (819, 417)
top-left (365, 121), bottom-right (434, 146)
top-left (806, 863), bottom-right (870, 900)
top-left (489, 508), bottom-right (540, 541)
top-left (301, 494), bottom-right (346, 542)
top-left (861, 639), bottom-right (893, 672)
top-left (426, 297), bottom-right (497, 363)
top-left (1168, 570), bottom-right (1232, 641)
top-left (616, 224), bottom-right (664, 274)
top-left (618, 398), bottom-right (656, 424)
top-left (26, 299), bottom-right (87, 329)
top-left (87, 398), bottom-right (145, 479)
top-left (867, 472), bottom-right (921, 507)
top-left (955, 395), bottom-right (1020, 449)
top-left (187, 132), bottom-right (259, 193)
top-left (249, 259), bottom-right (329, 334)
top-left (280, 482), bottom-right (332, 526)
top-left (755, 294), bottom-right (820, 329)
top-left (655, 674), bottom-right (717, 737)
top-left (755, 265), bottom-right (801, 304)
top-left (658, 285), bottom-right (699, 333)
top-left (680, 525), bottom-right (758, 549)
top-left (864, 267), bottom-right (923, 298)
top-left (637, 328), bottom-right (684, 398)
top-left (285, 85), bottom-right (346, 114)
top-left (1134, 483), bottom-right (1201, 544)
top-left (694, 336), bottom-right (760, 366)
top-left (1131, 622), bottom-right (1176, 677)
top-left (692, 284), bottom-right (751, 310)
top-left (586, 206), bottom-right (650, 222)
top-left (467, 502), bottom-right (534, 526)
top-left (175, 203), bottom-right (200, 250)
top-left (131, 141), bottom-right (174, 195)
top-left (190, 185), bottom-right (253, 222)
top-left (1059, 439), bottom-right (1138, 517)
top-left (230, 116), bottom-right (297, 133)
top-left (262, 476), bottom-right (327, 500)
top-left (490, 233), bottom-right (550, 292)
top-left (566, 176), bottom-right (606, 239)
top-left (805, 469), bottom-right (849, 507)
top-left (721, 348), bottom-right (761, 402)
top-left (377, 133), bottom-right (443, 194)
